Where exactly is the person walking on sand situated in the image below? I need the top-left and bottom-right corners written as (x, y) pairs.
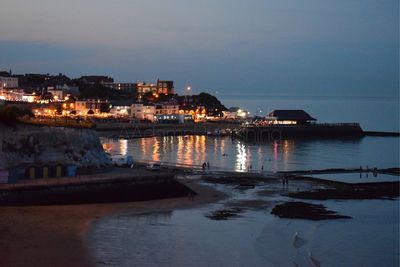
top-left (207, 162), bottom-right (210, 169)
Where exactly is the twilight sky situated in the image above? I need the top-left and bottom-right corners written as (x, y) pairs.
top-left (0, 0), bottom-right (398, 96)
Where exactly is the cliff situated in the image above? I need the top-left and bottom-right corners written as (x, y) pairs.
top-left (0, 124), bottom-right (111, 169)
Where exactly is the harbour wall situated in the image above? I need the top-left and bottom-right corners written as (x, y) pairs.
top-left (236, 123), bottom-right (365, 141)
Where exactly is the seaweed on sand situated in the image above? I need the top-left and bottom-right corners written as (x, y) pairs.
top-left (205, 208), bottom-right (244, 220)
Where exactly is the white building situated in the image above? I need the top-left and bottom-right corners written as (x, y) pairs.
top-left (131, 103), bottom-right (156, 122)
top-left (155, 101), bottom-right (179, 115)
top-left (75, 99), bottom-right (109, 115)
top-left (21, 92), bottom-right (40, 103)
top-left (0, 76), bottom-right (18, 89)
top-left (222, 111), bottom-right (237, 120)
top-left (155, 114), bottom-right (193, 124)
top-left (49, 89), bottom-right (64, 101)
top-left (0, 88), bottom-right (24, 101)
top-left (222, 107), bottom-right (249, 120)
top-left (110, 105), bottom-right (131, 117)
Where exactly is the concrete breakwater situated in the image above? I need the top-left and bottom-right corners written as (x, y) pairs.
top-left (96, 122), bottom-right (239, 138)
top-left (235, 123), bottom-right (365, 141)
top-left (364, 131), bottom-right (400, 137)
top-left (0, 173), bottom-right (194, 206)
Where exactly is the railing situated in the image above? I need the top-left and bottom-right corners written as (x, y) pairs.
top-left (19, 117), bottom-right (95, 129)
top-left (310, 122), bottom-right (360, 127)
top-left (243, 122), bottom-right (360, 128)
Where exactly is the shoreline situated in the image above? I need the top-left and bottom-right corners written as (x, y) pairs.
top-left (0, 180), bottom-right (226, 267)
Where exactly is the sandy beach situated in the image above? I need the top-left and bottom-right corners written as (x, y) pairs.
top-left (0, 181), bottom-right (225, 267)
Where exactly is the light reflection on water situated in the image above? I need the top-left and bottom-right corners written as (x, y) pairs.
top-left (119, 139), bottom-right (128, 156)
top-left (101, 136), bottom-right (399, 171)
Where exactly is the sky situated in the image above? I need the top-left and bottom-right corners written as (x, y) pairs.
top-left (0, 0), bottom-right (398, 97)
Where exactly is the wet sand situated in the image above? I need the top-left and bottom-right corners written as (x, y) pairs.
top-left (0, 181), bottom-right (225, 267)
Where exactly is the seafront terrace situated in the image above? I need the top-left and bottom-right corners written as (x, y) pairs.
top-left (0, 167), bottom-right (173, 191)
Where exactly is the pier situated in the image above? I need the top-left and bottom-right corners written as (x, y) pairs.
top-left (363, 131), bottom-right (400, 137)
top-left (236, 123), bottom-right (365, 141)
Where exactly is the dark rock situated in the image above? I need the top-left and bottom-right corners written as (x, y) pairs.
top-left (271, 201), bottom-right (351, 220)
top-left (205, 208), bottom-right (244, 220)
top-left (289, 182), bottom-right (399, 200)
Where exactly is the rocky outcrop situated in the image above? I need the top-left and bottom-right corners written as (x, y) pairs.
top-left (0, 124), bottom-right (111, 169)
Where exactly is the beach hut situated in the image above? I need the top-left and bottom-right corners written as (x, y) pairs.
top-left (42, 165), bottom-right (50, 179)
top-left (55, 164), bottom-right (64, 177)
top-left (7, 164), bottom-right (30, 183)
top-left (26, 165), bottom-right (36, 179)
top-left (66, 165), bottom-right (77, 177)
top-left (2, 163), bottom-right (78, 184)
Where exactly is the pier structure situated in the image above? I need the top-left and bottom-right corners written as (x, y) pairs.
top-left (236, 123), bottom-right (365, 141)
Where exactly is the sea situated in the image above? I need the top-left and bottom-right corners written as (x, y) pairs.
top-left (93, 96), bottom-right (399, 267)
top-left (219, 94), bottom-right (399, 132)
top-left (101, 95), bottom-right (399, 172)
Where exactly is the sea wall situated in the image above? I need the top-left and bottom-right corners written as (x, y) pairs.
top-left (96, 122), bottom-right (239, 138)
top-left (0, 124), bottom-right (111, 169)
top-left (0, 175), bottom-right (193, 206)
top-left (236, 124), bottom-right (364, 141)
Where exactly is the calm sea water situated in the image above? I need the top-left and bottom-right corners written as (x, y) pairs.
top-left (88, 182), bottom-right (399, 267)
top-left (102, 135), bottom-right (399, 172)
top-left (94, 96), bottom-right (399, 267)
top-left (218, 95), bottom-right (399, 132)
